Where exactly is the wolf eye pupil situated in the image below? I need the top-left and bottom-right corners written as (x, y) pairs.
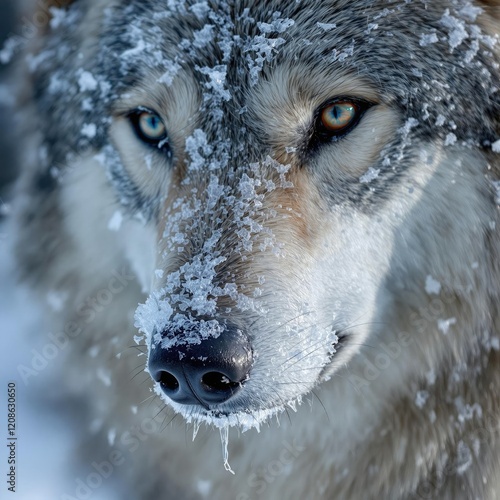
top-left (146, 115), bottom-right (158, 128)
top-left (321, 102), bottom-right (357, 132)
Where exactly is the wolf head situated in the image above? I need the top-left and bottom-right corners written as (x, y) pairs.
top-left (28, 0), bottom-right (500, 427)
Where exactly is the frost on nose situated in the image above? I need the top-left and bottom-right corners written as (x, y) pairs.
top-left (133, 150), bottom-right (295, 345)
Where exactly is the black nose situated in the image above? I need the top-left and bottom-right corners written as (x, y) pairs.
top-left (148, 325), bottom-right (253, 408)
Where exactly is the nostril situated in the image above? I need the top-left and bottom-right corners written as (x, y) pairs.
top-left (158, 371), bottom-right (179, 392)
top-left (201, 372), bottom-right (240, 392)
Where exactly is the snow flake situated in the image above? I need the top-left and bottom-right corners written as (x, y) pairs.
top-left (49, 7), bottom-right (68, 30)
top-left (46, 290), bottom-right (68, 312)
top-left (190, 2), bottom-right (210, 19)
top-left (360, 167), bottom-right (380, 184)
top-left (435, 114), bottom-right (446, 127)
top-left (440, 10), bottom-right (469, 50)
top-left (491, 180), bottom-right (500, 205)
top-left (415, 390), bottom-right (429, 409)
top-left (245, 14), bottom-right (295, 85)
top-left (458, 5), bottom-right (483, 23)
top-left (438, 317), bottom-right (457, 334)
top-left (444, 133), bottom-right (457, 146)
top-left (0, 36), bottom-right (23, 65)
top-left (193, 25), bottom-right (215, 49)
top-left (317, 22), bottom-right (337, 32)
top-left (81, 123), bottom-right (97, 139)
top-left (419, 33), bottom-right (439, 47)
top-left (425, 369), bottom-right (436, 386)
top-left (364, 23), bottom-right (378, 35)
top-left (185, 129), bottom-right (213, 170)
top-left (257, 17), bottom-right (295, 34)
top-left (107, 428), bottom-right (116, 446)
top-left (78, 71), bottom-right (98, 92)
top-left (400, 118), bottom-right (419, 135)
top-left (454, 397), bottom-right (482, 424)
top-left (198, 65), bottom-right (231, 101)
top-left (122, 39), bottom-right (146, 59)
top-left (89, 345), bottom-right (100, 358)
top-left (332, 40), bottom-right (355, 62)
top-left (196, 480), bottom-right (212, 497)
top-left (489, 337), bottom-right (500, 351)
top-left (158, 60), bottom-right (181, 86)
top-left (464, 39), bottom-right (480, 64)
top-left (108, 210), bottom-right (123, 231)
top-left (425, 275), bottom-right (441, 295)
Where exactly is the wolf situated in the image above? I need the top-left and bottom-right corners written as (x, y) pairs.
top-left (9, 0), bottom-right (500, 498)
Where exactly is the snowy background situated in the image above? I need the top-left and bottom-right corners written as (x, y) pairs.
top-left (0, 231), bottom-right (114, 499)
top-left (0, 3), bottom-right (114, 498)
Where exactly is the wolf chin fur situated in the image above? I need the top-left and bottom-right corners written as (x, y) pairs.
top-left (11, 0), bottom-right (500, 498)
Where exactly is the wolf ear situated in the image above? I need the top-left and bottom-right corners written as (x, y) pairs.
top-left (477, 0), bottom-right (500, 18)
top-left (44, 0), bottom-right (77, 8)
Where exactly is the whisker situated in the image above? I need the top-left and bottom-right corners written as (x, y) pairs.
top-left (138, 394), bottom-right (156, 406)
top-left (160, 410), bottom-right (178, 433)
top-left (128, 362), bottom-right (146, 374)
top-left (311, 390), bottom-right (330, 423)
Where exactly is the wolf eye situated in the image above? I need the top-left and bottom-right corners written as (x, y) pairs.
top-left (321, 102), bottom-right (357, 131)
top-left (315, 99), bottom-right (371, 141)
top-left (129, 109), bottom-right (168, 148)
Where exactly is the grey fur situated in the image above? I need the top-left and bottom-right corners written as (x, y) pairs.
top-left (12, 0), bottom-right (500, 498)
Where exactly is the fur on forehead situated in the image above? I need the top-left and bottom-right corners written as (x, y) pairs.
top-left (30, 0), bottom-right (500, 169)
top-left (110, 1), bottom-right (499, 127)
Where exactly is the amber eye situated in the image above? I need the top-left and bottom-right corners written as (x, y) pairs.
top-left (320, 102), bottom-right (358, 133)
top-left (310, 98), bottom-right (373, 148)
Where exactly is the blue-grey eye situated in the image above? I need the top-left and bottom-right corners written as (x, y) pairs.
top-left (130, 109), bottom-right (168, 147)
top-left (320, 102), bottom-right (358, 132)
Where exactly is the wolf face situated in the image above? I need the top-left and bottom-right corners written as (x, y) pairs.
top-left (27, 0), bottom-right (500, 429)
